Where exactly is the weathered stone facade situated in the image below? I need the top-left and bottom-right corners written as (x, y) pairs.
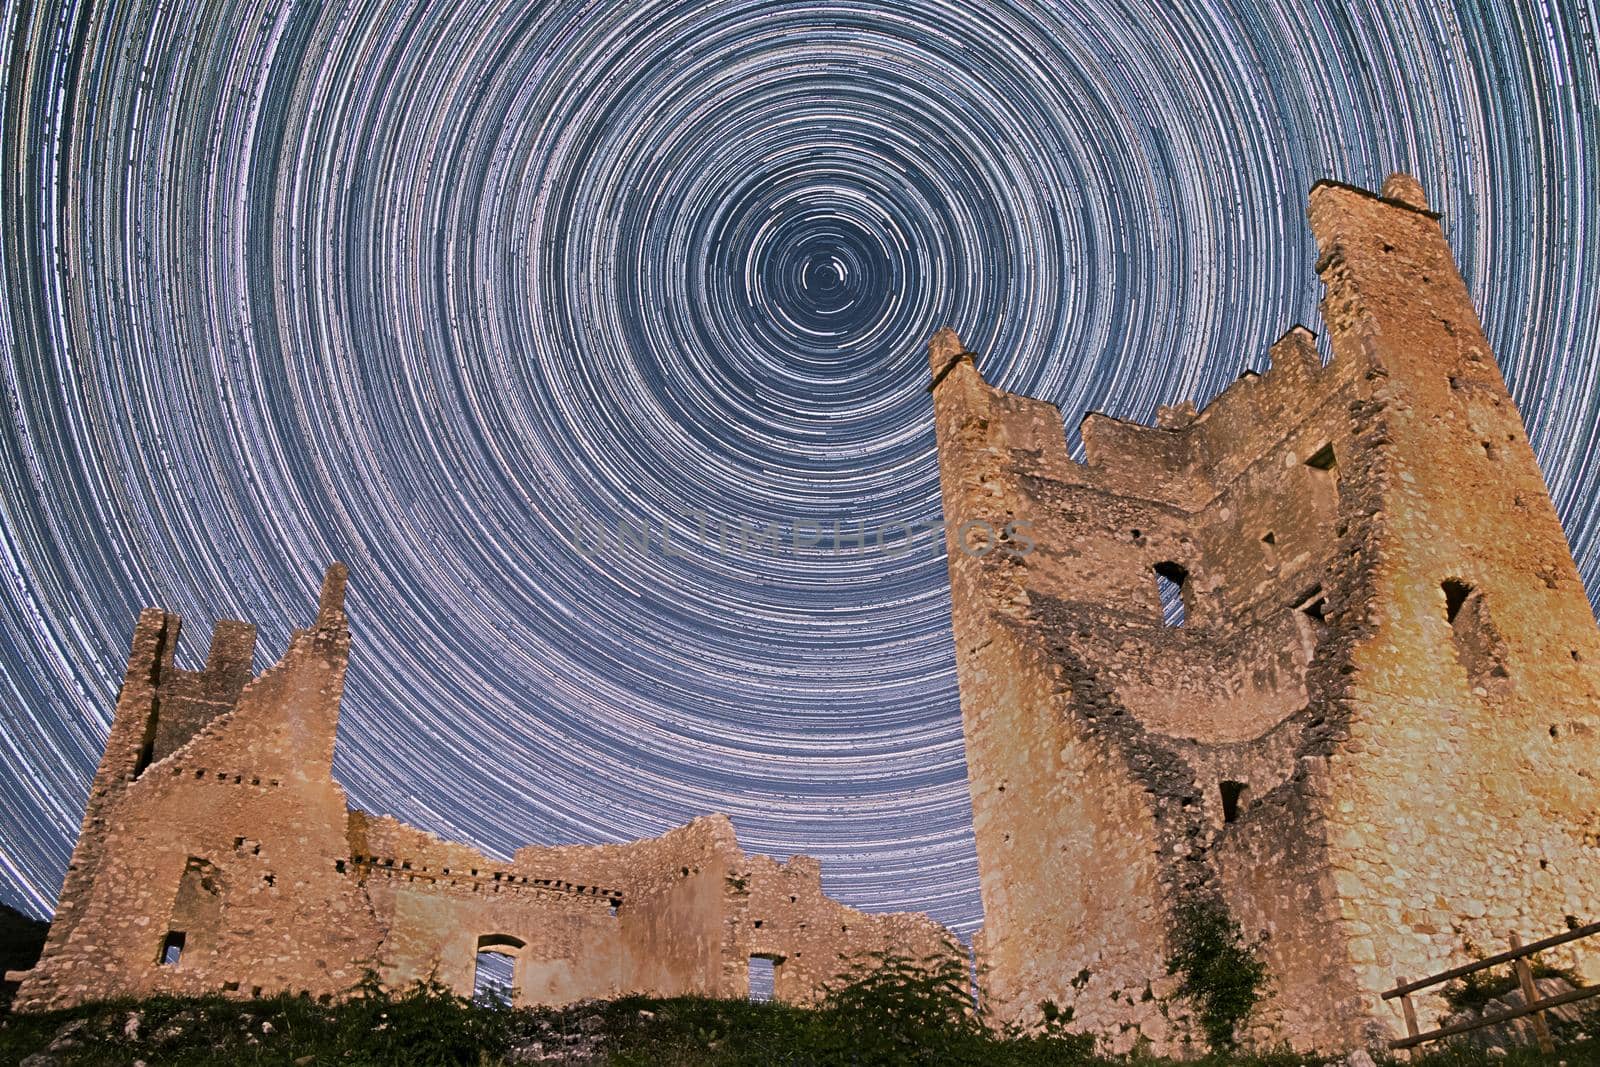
top-left (933, 174), bottom-right (1600, 1055)
top-left (13, 565), bottom-right (953, 1011)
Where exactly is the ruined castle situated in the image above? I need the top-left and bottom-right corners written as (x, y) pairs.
top-left (12, 172), bottom-right (1600, 1058)
top-left (932, 174), bottom-right (1600, 1053)
top-left (9, 565), bottom-right (952, 1011)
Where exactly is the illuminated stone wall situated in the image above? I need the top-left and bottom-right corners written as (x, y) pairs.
top-left (933, 175), bottom-right (1600, 1054)
top-left (14, 566), bottom-right (955, 1011)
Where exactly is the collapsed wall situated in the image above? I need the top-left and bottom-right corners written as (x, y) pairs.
top-left (933, 174), bottom-right (1600, 1054)
top-left (13, 566), bottom-right (957, 1011)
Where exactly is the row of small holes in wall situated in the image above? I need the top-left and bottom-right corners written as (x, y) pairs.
top-left (178, 767), bottom-right (280, 787)
top-left (351, 865), bottom-right (618, 905)
top-left (221, 978), bottom-right (325, 1003)
top-left (345, 854), bottom-right (617, 898)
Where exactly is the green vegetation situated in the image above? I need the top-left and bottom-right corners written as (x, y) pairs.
top-left (2, 961), bottom-right (1596, 1066)
top-left (1164, 897), bottom-right (1268, 1053)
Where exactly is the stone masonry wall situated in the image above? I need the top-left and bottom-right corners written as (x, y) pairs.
top-left (736, 853), bottom-right (957, 1006)
top-left (15, 567), bottom-right (957, 1013)
top-left (933, 175), bottom-right (1600, 1055)
top-left (14, 569), bottom-right (382, 1007)
top-left (1308, 177), bottom-right (1600, 1038)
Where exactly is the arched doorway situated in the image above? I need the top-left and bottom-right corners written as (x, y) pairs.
top-left (473, 934), bottom-right (526, 1004)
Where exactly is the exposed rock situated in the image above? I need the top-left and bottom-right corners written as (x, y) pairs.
top-left (1439, 976), bottom-right (1587, 1050)
top-left (46, 1018), bottom-right (86, 1051)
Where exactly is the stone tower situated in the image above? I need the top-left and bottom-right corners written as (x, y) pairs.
top-left (931, 175), bottom-right (1600, 1053)
top-left (17, 565), bottom-right (381, 1006)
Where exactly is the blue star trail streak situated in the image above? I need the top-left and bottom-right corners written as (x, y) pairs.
top-left (1, 0), bottom-right (1598, 935)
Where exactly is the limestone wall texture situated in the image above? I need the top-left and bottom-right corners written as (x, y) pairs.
top-left (933, 174), bottom-right (1600, 1055)
top-left (14, 566), bottom-right (956, 1012)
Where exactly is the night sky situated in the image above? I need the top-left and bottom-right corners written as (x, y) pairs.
top-left (2, 0), bottom-right (1598, 937)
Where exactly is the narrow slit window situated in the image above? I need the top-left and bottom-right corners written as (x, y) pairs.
top-left (1220, 781), bottom-right (1248, 823)
top-left (1153, 562), bottom-right (1189, 627)
top-left (159, 931), bottom-right (185, 966)
top-left (1306, 442), bottom-right (1340, 512)
top-left (1293, 587), bottom-right (1329, 658)
top-left (1442, 579), bottom-right (1510, 687)
top-left (1299, 592), bottom-right (1328, 624)
top-left (1261, 531), bottom-right (1277, 567)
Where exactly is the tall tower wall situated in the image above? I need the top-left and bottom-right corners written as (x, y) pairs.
top-left (933, 175), bottom-right (1600, 1054)
top-left (931, 332), bottom-right (1178, 1044)
top-left (1309, 177), bottom-right (1600, 1031)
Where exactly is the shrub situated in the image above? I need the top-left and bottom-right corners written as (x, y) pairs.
top-left (821, 944), bottom-right (983, 1057)
top-left (1164, 896), bottom-right (1267, 1053)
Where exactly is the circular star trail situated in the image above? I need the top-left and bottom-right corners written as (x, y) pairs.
top-left (2, 0), bottom-right (1598, 934)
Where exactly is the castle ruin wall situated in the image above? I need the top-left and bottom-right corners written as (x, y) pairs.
top-left (13, 567), bottom-right (958, 1013)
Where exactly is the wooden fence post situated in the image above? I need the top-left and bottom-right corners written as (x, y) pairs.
top-left (1509, 931), bottom-right (1556, 1054)
top-left (1397, 977), bottom-right (1420, 1062)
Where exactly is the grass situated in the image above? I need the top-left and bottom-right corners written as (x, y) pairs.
top-left (2, 965), bottom-right (1597, 1066)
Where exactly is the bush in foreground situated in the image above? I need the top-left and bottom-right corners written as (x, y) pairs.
top-left (1, 964), bottom-right (1595, 1066)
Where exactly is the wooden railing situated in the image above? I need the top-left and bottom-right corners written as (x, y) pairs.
top-left (1383, 921), bottom-right (1600, 1058)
